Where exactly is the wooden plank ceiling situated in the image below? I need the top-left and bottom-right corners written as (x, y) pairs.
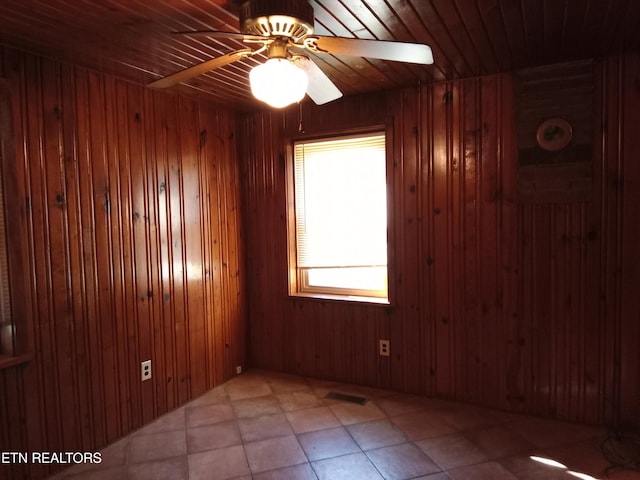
top-left (0, 0), bottom-right (638, 111)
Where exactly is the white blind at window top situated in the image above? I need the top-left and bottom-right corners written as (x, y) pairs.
top-left (294, 133), bottom-right (387, 269)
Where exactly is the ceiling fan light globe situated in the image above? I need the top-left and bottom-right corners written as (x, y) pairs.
top-left (250, 58), bottom-right (308, 108)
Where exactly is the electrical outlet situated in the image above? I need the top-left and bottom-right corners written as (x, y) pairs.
top-left (235, 365), bottom-right (242, 375)
top-left (141, 360), bottom-right (152, 381)
top-left (379, 339), bottom-right (390, 357)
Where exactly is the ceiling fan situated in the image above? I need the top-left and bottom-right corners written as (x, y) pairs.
top-left (148, 0), bottom-right (434, 108)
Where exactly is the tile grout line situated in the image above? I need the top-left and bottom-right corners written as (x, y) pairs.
top-left (48, 370), bottom-right (614, 480)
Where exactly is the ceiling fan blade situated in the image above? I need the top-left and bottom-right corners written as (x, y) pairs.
top-left (147, 49), bottom-right (253, 88)
top-left (294, 57), bottom-right (342, 105)
top-left (172, 30), bottom-right (269, 43)
top-left (307, 36), bottom-right (434, 65)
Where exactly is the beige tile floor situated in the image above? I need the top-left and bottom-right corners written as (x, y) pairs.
top-left (48, 370), bottom-right (639, 480)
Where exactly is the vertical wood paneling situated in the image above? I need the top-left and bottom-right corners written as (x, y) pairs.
top-left (104, 75), bottom-right (132, 434)
top-left (430, 80), bottom-right (450, 397)
top-left (597, 56), bottom-right (623, 426)
top-left (478, 74), bottom-right (501, 408)
top-left (0, 45), bottom-right (246, 480)
top-left (398, 87), bottom-right (422, 394)
top-left (241, 54), bottom-right (640, 428)
top-left (618, 53), bottom-right (640, 427)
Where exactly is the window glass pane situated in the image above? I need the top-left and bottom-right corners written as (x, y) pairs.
top-left (306, 266), bottom-right (387, 292)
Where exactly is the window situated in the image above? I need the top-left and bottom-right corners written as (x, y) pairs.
top-left (0, 153), bottom-right (13, 355)
top-left (0, 79), bottom-right (29, 367)
top-left (289, 131), bottom-right (389, 302)
top-left (0, 144), bottom-right (11, 357)
top-left (0, 80), bottom-right (14, 358)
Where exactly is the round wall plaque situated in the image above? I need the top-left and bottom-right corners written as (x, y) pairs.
top-left (536, 118), bottom-right (573, 151)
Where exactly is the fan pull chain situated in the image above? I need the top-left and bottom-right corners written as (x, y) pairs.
top-left (298, 102), bottom-right (305, 133)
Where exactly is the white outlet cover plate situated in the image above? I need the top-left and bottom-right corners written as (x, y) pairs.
top-left (141, 360), bottom-right (152, 381)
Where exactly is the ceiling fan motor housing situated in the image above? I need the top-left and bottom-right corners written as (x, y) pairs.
top-left (240, 0), bottom-right (315, 39)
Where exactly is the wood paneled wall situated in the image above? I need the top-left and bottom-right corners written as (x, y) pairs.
top-left (239, 53), bottom-right (640, 428)
top-left (0, 46), bottom-right (246, 480)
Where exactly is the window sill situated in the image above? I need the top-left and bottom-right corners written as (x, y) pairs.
top-left (0, 353), bottom-right (32, 370)
top-left (289, 292), bottom-right (391, 307)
